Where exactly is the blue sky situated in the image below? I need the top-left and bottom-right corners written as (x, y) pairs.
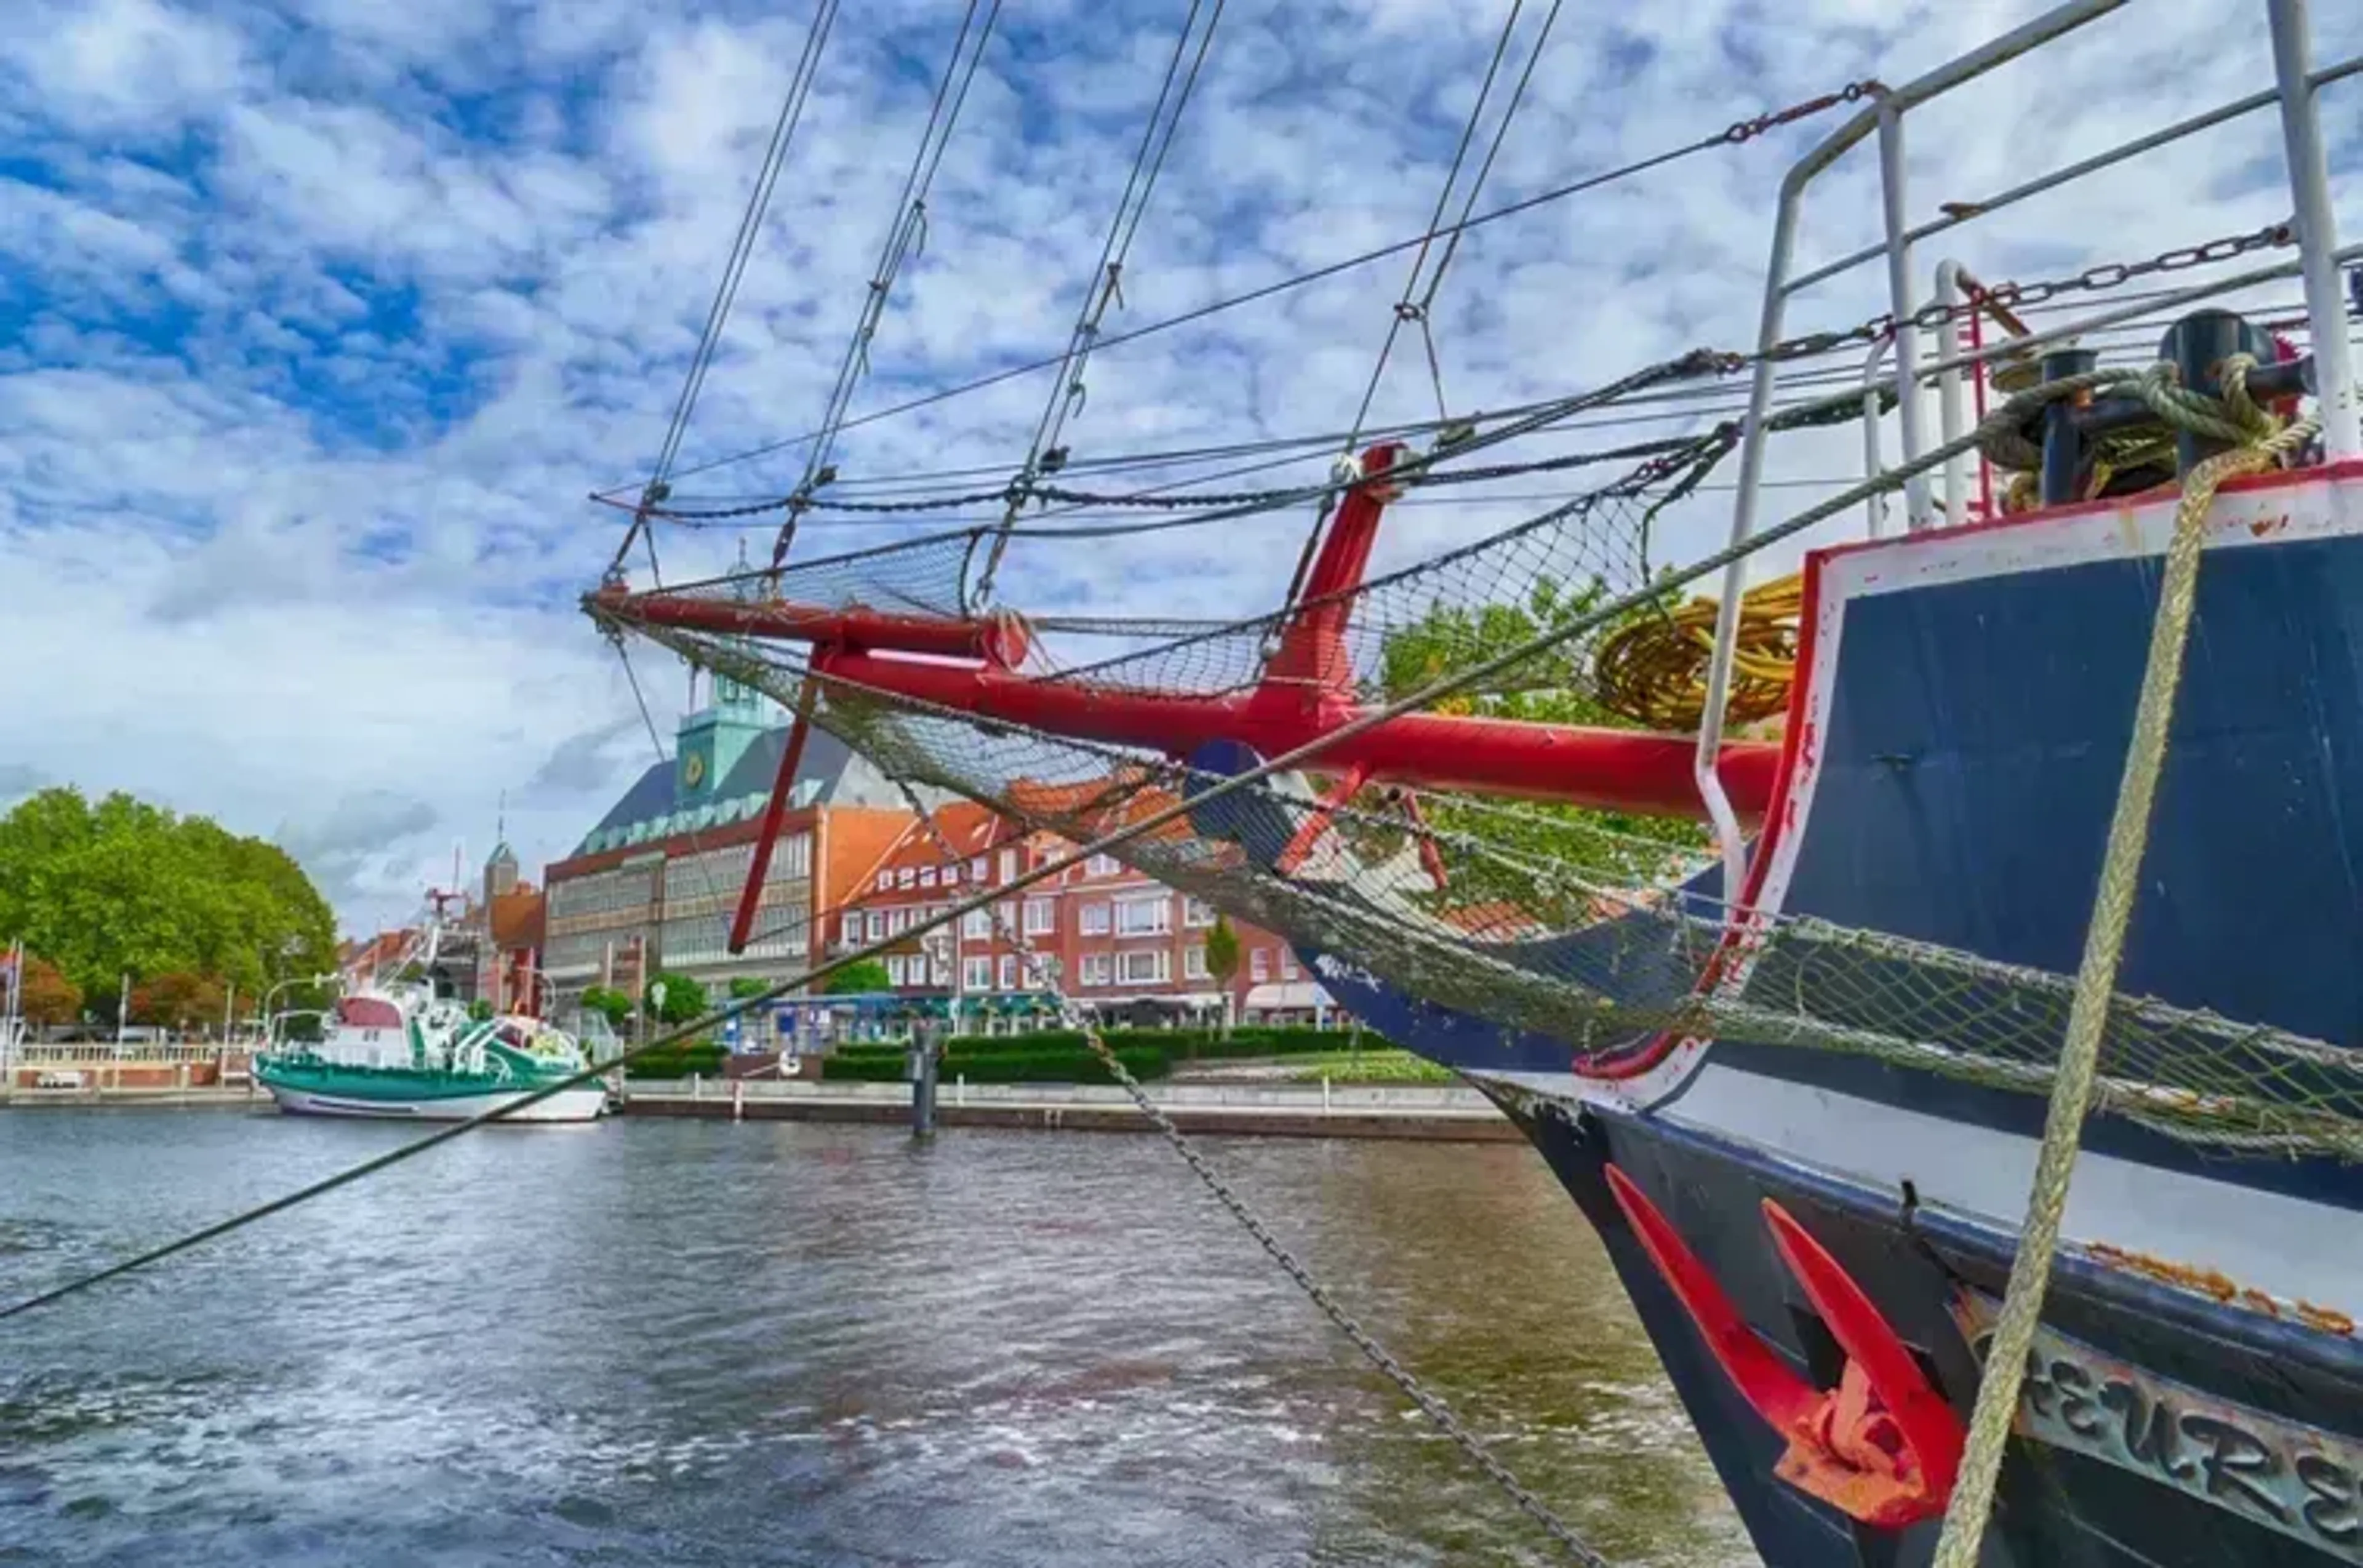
top-left (2, 0), bottom-right (2357, 931)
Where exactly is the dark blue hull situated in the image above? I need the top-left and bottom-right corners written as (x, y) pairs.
top-left (1261, 471), bottom-right (2363, 1564)
top-left (1509, 1095), bottom-right (2363, 1566)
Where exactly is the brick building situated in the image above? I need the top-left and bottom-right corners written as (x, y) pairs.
top-left (538, 673), bottom-right (911, 1012)
top-left (824, 802), bottom-right (1332, 1031)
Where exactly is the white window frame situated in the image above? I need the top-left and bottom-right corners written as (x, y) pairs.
top-left (1023, 897), bottom-right (1055, 936)
top-left (961, 908), bottom-right (991, 940)
top-left (969, 857), bottom-right (987, 882)
top-left (868, 911), bottom-right (890, 943)
top-left (1115, 895), bottom-right (1170, 937)
top-left (1184, 945), bottom-right (1209, 980)
top-left (1116, 948), bottom-right (1170, 985)
top-left (1250, 949), bottom-right (1270, 981)
top-left (1079, 953), bottom-right (1111, 987)
top-left (962, 956), bottom-right (992, 991)
top-left (1078, 902), bottom-right (1111, 935)
top-left (919, 866), bottom-right (937, 887)
top-left (1184, 898), bottom-right (1215, 929)
top-left (998, 848), bottom-right (1018, 883)
top-left (1087, 854), bottom-right (1120, 878)
top-left (997, 954), bottom-right (1017, 991)
top-left (1280, 951), bottom-right (1300, 979)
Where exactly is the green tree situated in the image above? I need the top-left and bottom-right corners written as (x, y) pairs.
top-left (729, 976), bottom-right (770, 1001)
top-left (1375, 582), bottom-right (1708, 926)
top-left (644, 970), bottom-right (708, 1025)
top-left (0, 787), bottom-right (336, 1006)
top-left (580, 986), bottom-right (634, 1029)
top-left (1202, 915), bottom-right (1241, 1037)
top-left (822, 958), bottom-right (892, 995)
top-left (468, 998), bottom-right (495, 1022)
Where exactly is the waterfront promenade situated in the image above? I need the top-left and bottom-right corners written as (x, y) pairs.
top-left (0, 1073), bottom-right (1516, 1140)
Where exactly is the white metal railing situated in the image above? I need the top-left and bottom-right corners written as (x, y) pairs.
top-left (1695, 0), bottom-right (2359, 906)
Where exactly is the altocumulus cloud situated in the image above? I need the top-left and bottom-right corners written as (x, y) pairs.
top-left (1, 0), bottom-right (2353, 932)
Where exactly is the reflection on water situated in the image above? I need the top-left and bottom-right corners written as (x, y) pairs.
top-left (0, 1110), bottom-right (1750, 1566)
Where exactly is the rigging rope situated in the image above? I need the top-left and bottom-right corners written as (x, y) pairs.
top-left (771, 0), bottom-right (1006, 571)
top-left (13, 332), bottom-right (1957, 1328)
top-left (592, 80), bottom-right (1873, 503)
top-left (615, 0), bottom-right (843, 579)
top-left (1929, 359), bottom-right (2315, 1567)
top-left (1341, 0), bottom-right (1545, 442)
top-left (970, 0), bottom-right (1230, 608)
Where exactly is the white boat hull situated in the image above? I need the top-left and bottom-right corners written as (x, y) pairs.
top-left (263, 1083), bottom-right (610, 1124)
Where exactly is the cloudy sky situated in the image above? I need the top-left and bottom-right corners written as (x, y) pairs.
top-left (4, 0), bottom-right (2356, 934)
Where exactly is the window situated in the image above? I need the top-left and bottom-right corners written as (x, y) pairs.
top-left (886, 954), bottom-right (907, 986)
top-left (868, 911), bottom-right (889, 943)
top-left (1184, 898), bottom-right (1215, 928)
top-left (998, 848), bottom-right (1018, 882)
top-left (1078, 902), bottom-right (1111, 935)
top-left (1115, 896), bottom-right (1170, 937)
top-left (1079, 953), bottom-right (1111, 987)
top-left (839, 913), bottom-right (859, 943)
top-left (897, 867), bottom-right (915, 889)
top-left (888, 908), bottom-right (911, 935)
top-left (1251, 949), bottom-right (1270, 981)
top-left (930, 954), bottom-right (952, 986)
top-left (1184, 945), bottom-right (1209, 980)
top-left (1087, 854), bottom-right (1120, 878)
top-left (1116, 949), bottom-right (1170, 985)
top-left (919, 866), bottom-right (937, 887)
top-left (997, 955), bottom-right (1017, 990)
top-left (962, 908), bottom-right (991, 940)
top-left (1280, 951), bottom-right (1299, 979)
top-left (962, 956), bottom-right (992, 991)
top-left (1023, 897), bottom-right (1055, 935)
top-left (969, 857), bottom-right (987, 882)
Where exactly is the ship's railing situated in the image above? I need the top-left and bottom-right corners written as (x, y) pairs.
top-left (1695, 0), bottom-right (2362, 902)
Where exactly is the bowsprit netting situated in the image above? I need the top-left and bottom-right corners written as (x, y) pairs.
top-left (586, 361), bottom-right (2363, 1166)
top-left (604, 625), bottom-right (2363, 1162)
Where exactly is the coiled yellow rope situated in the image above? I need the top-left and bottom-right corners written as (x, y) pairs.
top-left (1591, 573), bottom-right (1802, 730)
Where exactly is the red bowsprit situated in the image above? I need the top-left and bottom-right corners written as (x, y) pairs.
top-left (595, 442), bottom-right (1780, 825)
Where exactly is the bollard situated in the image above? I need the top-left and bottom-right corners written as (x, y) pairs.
top-left (908, 1021), bottom-right (941, 1138)
top-left (690, 1073), bottom-right (701, 1101)
top-left (1322, 1073), bottom-right (1332, 1115)
top-left (732, 1077), bottom-right (745, 1122)
top-left (956, 1073), bottom-right (966, 1108)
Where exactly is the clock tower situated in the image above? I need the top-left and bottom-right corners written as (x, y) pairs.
top-left (673, 545), bottom-right (769, 807)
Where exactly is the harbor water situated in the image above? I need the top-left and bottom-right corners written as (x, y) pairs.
top-left (0, 1110), bottom-right (1748, 1566)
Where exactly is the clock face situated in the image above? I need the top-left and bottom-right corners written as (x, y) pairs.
top-left (683, 750), bottom-right (708, 789)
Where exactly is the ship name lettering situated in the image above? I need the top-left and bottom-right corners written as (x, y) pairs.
top-left (1968, 1298), bottom-right (2363, 1563)
top-left (2298, 1454), bottom-right (2362, 1546)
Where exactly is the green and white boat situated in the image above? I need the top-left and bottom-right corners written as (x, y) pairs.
top-left (256, 918), bottom-right (607, 1124)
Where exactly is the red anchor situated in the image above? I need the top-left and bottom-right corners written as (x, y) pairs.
top-left (1604, 1164), bottom-right (1964, 1529)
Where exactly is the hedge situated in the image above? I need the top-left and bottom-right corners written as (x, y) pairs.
top-left (625, 1042), bottom-right (727, 1080)
top-left (820, 1045), bottom-right (1172, 1084)
top-left (828, 1025), bottom-right (1393, 1065)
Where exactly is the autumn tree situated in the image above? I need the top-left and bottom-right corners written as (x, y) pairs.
top-left (129, 971), bottom-right (231, 1033)
top-left (15, 955), bottom-right (81, 1026)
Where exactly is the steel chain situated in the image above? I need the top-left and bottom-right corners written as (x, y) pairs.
top-left (884, 778), bottom-right (1613, 1567)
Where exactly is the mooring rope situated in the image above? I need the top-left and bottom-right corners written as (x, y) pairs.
top-left (1929, 359), bottom-right (2316, 1567)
